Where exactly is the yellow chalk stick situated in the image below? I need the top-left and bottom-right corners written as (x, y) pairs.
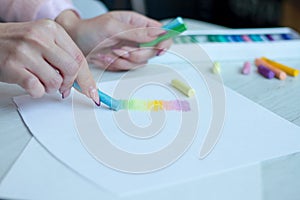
top-left (212, 62), bottom-right (221, 74)
top-left (261, 57), bottom-right (299, 77)
top-left (255, 58), bottom-right (287, 80)
top-left (171, 79), bottom-right (195, 97)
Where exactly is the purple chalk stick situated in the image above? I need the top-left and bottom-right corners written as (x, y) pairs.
top-left (258, 65), bottom-right (275, 79)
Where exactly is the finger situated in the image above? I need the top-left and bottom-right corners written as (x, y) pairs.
top-left (42, 45), bottom-right (82, 95)
top-left (108, 57), bottom-right (146, 71)
top-left (54, 24), bottom-right (85, 63)
top-left (113, 21), bottom-right (166, 44)
top-left (52, 25), bottom-right (88, 92)
top-left (153, 39), bottom-right (173, 57)
top-left (75, 59), bottom-right (100, 105)
top-left (1, 65), bottom-right (45, 98)
top-left (26, 58), bottom-right (63, 94)
top-left (112, 49), bottom-right (130, 59)
top-left (156, 39), bottom-right (173, 51)
top-left (113, 38), bottom-right (172, 62)
top-left (87, 53), bottom-right (113, 70)
top-left (118, 46), bottom-right (157, 63)
top-left (4, 42), bottom-right (64, 94)
top-left (90, 53), bottom-right (146, 71)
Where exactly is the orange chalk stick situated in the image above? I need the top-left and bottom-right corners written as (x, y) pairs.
top-left (255, 58), bottom-right (287, 80)
top-left (261, 57), bottom-right (299, 77)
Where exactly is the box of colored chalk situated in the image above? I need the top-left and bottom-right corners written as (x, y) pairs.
top-left (163, 27), bottom-right (300, 62)
top-left (174, 27), bottom-right (300, 44)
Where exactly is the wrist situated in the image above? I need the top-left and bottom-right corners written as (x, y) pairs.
top-left (55, 10), bottom-right (81, 41)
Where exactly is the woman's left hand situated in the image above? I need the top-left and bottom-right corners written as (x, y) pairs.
top-left (56, 10), bottom-right (172, 71)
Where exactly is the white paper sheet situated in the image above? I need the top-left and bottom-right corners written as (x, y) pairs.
top-left (0, 138), bottom-right (116, 200)
top-left (13, 65), bottom-right (300, 198)
top-left (0, 138), bottom-right (264, 200)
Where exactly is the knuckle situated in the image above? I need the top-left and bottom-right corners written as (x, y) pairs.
top-left (74, 52), bottom-right (85, 66)
top-left (38, 19), bottom-right (58, 32)
top-left (64, 60), bottom-right (80, 76)
top-left (22, 29), bottom-right (43, 48)
top-left (46, 75), bottom-right (63, 90)
top-left (130, 53), bottom-right (147, 63)
top-left (22, 20), bottom-right (57, 47)
top-left (23, 25), bottom-right (39, 40)
top-left (14, 41), bottom-right (29, 57)
top-left (58, 54), bottom-right (84, 77)
top-left (64, 52), bottom-right (86, 75)
top-left (22, 76), bottom-right (45, 98)
top-left (2, 56), bottom-right (15, 70)
top-left (22, 76), bottom-right (39, 90)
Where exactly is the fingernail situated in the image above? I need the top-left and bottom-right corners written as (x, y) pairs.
top-left (150, 28), bottom-right (168, 37)
top-left (156, 49), bottom-right (166, 56)
top-left (94, 100), bottom-right (100, 107)
top-left (61, 89), bottom-right (71, 99)
top-left (99, 55), bottom-right (114, 65)
top-left (89, 88), bottom-right (100, 106)
top-left (113, 49), bottom-right (130, 58)
top-left (159, 30), bottom-right (168, 35)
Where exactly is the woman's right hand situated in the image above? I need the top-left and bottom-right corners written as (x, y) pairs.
top-left (0, 20), bottom-right (99, 104)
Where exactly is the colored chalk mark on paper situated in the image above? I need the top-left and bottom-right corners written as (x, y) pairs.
top-left (73, 82), bottom-right (191, 112)
top-left (114, 99), bottom-right (191, 112)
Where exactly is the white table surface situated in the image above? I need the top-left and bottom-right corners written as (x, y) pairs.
top-left (1, 3), bottom-right (300, 199)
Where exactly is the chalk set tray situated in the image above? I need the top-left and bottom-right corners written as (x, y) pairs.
top-left (163, 28), bottom-right (300, 62)
top-left (175, 27), bottom-right (300, 44)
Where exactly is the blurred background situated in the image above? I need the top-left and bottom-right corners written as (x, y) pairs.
top-left (99, 0), bottom-right (300, 32)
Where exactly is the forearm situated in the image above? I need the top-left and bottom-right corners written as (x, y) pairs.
top-left (0, 0), bottom-right (78, 22)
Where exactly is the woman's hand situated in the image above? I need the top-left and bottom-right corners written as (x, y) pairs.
top-left (56, 11), bottom-right (172, 71)
top-left (0, 20), bottom-right (99, 104)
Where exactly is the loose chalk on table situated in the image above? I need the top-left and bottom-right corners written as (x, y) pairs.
top-left (171, 79), bottom-right (195, 97)
top-left (261, 57), bottom-right (299, 77)
top-left (212, 62), bottom-right (221, 74)
top-left (242, 61), bottom-right (251, 75)
top-left (257, 65), bottom-right (275, 79)
top-left (255, 58), bottom-right (287, 80)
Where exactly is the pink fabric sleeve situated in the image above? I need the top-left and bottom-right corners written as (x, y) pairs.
top-left (0, 0), bottom-right (79, 22)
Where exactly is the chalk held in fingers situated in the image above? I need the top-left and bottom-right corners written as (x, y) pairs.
top-left (171, 79), bottom-right (195, 97)
top-left (212, 62), bottom-right (221, 74)
top-left (140, 17), bottom-right (187, 47)
top-left (242, 61), bottom-right (251, 75)
top-left (258, 65), bottom-right (275, 79)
